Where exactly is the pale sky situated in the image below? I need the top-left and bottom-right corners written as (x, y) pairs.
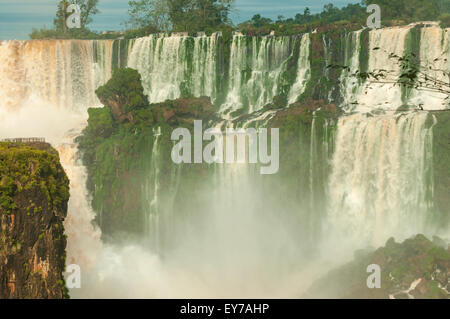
top-left (0, 0), bottom-right (361, 40)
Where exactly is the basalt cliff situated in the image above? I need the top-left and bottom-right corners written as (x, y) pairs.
top-left (0, 142), bottom-right (69, 299)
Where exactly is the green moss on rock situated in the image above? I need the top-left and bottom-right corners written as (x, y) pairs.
top-left (306, 234), bottom-right (450, 299)
top-left (0, 142), bottom-right (70, 299)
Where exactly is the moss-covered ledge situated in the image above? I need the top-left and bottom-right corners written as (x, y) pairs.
top-left (0, 142), bottom-right (70, 299)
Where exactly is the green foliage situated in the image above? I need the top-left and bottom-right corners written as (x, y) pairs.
top-left (30, 0), bottom-right (449, 40)
top-left (361, 0), bottom-right (449, 22)
top-left (307, 234), bottom-right (450, 298)
top-left (29, 27), bottom-right (108, 40)
top-left (74, 0), bottom-right (100, 27)
top-left (249, 14), bottom-right (273, 28)
top-left (168, 0), bottom-right (234, 32)
top-left (86, 108), bottom-right (115, 138)
top-left (78, 68), bottom-right (218, 235)
top-left (240, 0), bottom-right (448, 35)
top-left (125, 0), bottom-right (170, 31)
top-left (239, 3), bottom-right (366, 34)
top-left (439, 13), bottom-right (450, 27)
top-left (30, 0), bottom-right (104, 39)
top-left (53, 0), bottom-right (70, 32)
top-left (54, 0), bottom-right (100, 30)
top-left (0, 143), bottom-right (70, 215)
top-left (96, 68), bottom-right (149, 113)
top-left (123, 25), bottom-right (161, 39)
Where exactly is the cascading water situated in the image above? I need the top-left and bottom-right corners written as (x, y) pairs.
top-left (341, 26), bottom-right (450, 112)
top-left (0, 26), bottom-right (449, 298)
top-left (325, 112), bottom-right (435, 257)
top-left (0, 39), bottom-right (114, 296)
top-left (192, 35), bottom-right (219, 100)
top-left (113, 33), bottom-right (308, 114)
top-left (328, 25), bottom-right (449, 258)
top-left (309, 114), bottom-right (335, 245)
top-left (288, 34), bottom-right (311, 104)
top-left (127, 34), bottom-right (219, 103)
top-left (339, 30), bottom-right (363, 110)
top-left (142, 127), bottom-right (162, 251)
top-left (56, 132), bottom-right (103, 271)
top-left (221, 35), bottom-right (292, 115)
top-left (351, 27), bottom-right (412, 112)
top-left (0, 40), bottom-right (114, 111)
top-left (408, 26), bottom-right (450, 110)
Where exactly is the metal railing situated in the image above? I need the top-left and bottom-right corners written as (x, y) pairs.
top-left (1, 137), bottom-right (46, 143)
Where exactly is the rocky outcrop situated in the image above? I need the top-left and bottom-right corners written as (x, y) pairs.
top-left (305, 234), bottom-right (450, 299)
top-left (0, 142), bottom-right (70, 299)
top-left (150, 96), bottom-right (218, 124)
top-left (95, 68), bottom-right (149, 124)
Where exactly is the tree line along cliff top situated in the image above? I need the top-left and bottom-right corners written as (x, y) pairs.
top-left (29, 0), bottom-right (450, 40)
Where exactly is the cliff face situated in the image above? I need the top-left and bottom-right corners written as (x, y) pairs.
top-left (78, 98), bottom-right (218, 236)
top-left (433, 111), bottom-right (450, 228)
top-left (306, 235), bottom-right (450, 299)
top-left (0, 142), bottom-right (70, 299)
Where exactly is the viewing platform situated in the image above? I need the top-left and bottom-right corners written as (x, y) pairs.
top-left (1, 137), bottom-right (46, 143)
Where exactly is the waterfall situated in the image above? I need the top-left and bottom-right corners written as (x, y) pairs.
top-left (142, 127), bottom-right (162, 251)
top-left (56, 132), bottom-right (103, 271)
top-left (340, 30), bottom-right (363, 110)
top-left (408, 26), bottom-right (450, 110)
top-left (288, 34), bottom-right (311, 104)
top-left (127, 35), bottom-right (186, 102)
top-left (0, 40), bottom-right (114, 112)
top-left (0, 26), bottom-right (448, 297)
top-left (127, 33), bottom-right (306, 115)
top-left (309, 115), bottom-right (335, 245)
top-left (341, 26), bottom-right (450, 112)
top-left (192, 35), bottom-right (219, 101)
top-left (127, 34), bottom-right (219, 104)
top-left (326, 112), bottom-right (435, 254)
top-left (0, 39), bottom-right (115, 297)
top-left (343, 27), bottom-right (411, 112)
top-left (220, 35), bottom-right (292, 115)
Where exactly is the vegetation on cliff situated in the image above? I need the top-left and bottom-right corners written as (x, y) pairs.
top-left (239, 0), bottom-right (450, 35)
top-left (306, 234), bottom-right (450, 299)
top-left (0, 143), bottom-right (70, 214)
top-left (78, 68), bottom-right (217, 236)
top-left (30, 0), bottom-right (105, 40)
top-left (29, 0), bottom-right (450, 40)
top-left (0, 142), bottom-right (70, 299)
top-left (95, 68), bottom-right (149, 123)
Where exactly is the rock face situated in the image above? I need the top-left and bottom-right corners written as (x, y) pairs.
top-left (77, 95), bottom-right (219, 237)
top-left (0, 142), bottom-right (70, 299)
top-left (305, 234), bottom-right (450, 299)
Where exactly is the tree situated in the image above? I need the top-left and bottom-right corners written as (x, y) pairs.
top-left (303, 7), bottom-right (311, 22)
top-left (126, 0), bottom-right (170, 30)
top-left (54, 0), bottom-right (100, 31)
top-left (74, 0), bottom-right (100, 28)
top-left (54, 0), bottom-right (70, 32)
top-left (250, 14), bottom-right (272, 27)
top-left (276, 15), bottom-right (285, 23)
top-left (360, 0), bottom-right (445, 22)
top-left (96, 68), bottom-right (149, 123)
top-left (167, 0), bottom-right (234, 31)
